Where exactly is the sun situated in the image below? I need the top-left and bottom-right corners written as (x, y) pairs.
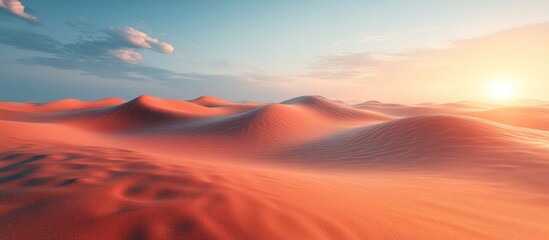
top-left (489, 78), bottom-right (514, 100)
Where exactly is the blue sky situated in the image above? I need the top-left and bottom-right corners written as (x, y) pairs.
top-left (1, 0), bottom-right (549, 103)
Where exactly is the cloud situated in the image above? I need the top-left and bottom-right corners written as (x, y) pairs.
top-left (0, 0), bottom-right (37, 22)
top-left (0, 28), bottom-right (61, 53)
top-left (307, 52), bottom-right (411, 80)
top-left (0, 27), bottom-right (278, 98)
top-left (0, 15), bottom-right (287, 102)
top-left (210, 59), bottom-right (231, 69)
top-left (334, 28), bottom-right (437, 46)
top-left (17, 55), bottom-right (194, 83)
top-left (313, 53), bottom-right (411, 69)
top-left (109, 49), bottom-right (143, 64)
top-left (0, 27), bottom-right (182, 81)
top-left (156, 42), bottom-right (175, 54)
top-left (0, 25), bottom-right (176, 65)
top-left (14, 54), bottom-right (285, 103)
top-left (106, 27), bottom-right (175, 54)
top-left (334, 32), bottom-right (399, 45)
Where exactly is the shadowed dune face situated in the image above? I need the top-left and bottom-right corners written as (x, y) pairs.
top-left (1, 95), bottom-right (549, 239)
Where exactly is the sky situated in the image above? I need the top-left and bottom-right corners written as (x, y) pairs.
top-left (1, 0), bottom-right (548, 103)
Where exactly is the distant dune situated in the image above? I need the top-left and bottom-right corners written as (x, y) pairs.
top-left (38, 97), bottom-right (126, 110)
top-left (189, 95), bottom-right (236, 107)
top-left (71, 95), bottom-right (217, 131)
top-left (1, 95), bottom-right (548, 239)
top-left (166, 97), bottom-right (389, 143)
top-left (0, 98), bottom-right (125, 113)
top-left (282, 95), bottom-right (391, 121)
top-left (464, 106), bottom-right (549, 131)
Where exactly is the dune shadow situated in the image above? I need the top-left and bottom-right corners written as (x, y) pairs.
top-left (0, 167), bottom-right (37, 184)
top-left (0, 153), bottom-right (23, 161)
top-left (0, 154), bottom-right (47, 173)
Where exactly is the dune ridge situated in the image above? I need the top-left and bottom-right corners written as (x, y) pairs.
top-left (159, 98), bottom-right (391, 142)
top-left (189, 95), bottom-right (235, 107)
top-left (283, 95), bottom-right (392, 121)
top-left (49, 95), bottom-right (258, 132)
top-left (38, 98), bottom-right (126, 110)
top-left (60, 96), bottom-right (205, 131)
top-left (0, 98), bottom-right (125, 113)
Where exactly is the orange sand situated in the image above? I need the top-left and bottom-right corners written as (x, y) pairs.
top-left (0, 96), bottom-right (548, 239)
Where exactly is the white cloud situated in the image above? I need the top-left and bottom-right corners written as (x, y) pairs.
top-left (156, 41), bottom-right (175, 54)
top-left (108, 27), bottom-right (175, 54)
top-left (109, 49), bottom-right (143, 64)
top-left (0, 0), bottom-right (37, 22)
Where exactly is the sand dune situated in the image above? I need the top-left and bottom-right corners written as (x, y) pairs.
top-left (438, 101), bottom-right (501, 109)
top-left (45, 95), bottom-right (257, 132)
top-left (165, 97), bottom-right (390, 142)
top-left (189, 95), bottom-right (236, 107)
top-left (58, 95), bottom-right (205, 131)
top-left (354, 102), bottom-right (457, 117)
top-left (185, 104), bottom-right (326, 139)
top-left (464, 106), bottom-right (549, 131)
top-left (277, 115), bottom-right (549, 167)
top-left (356, 101), bottom-right (549, 132)
top-left (1, 95), bottom-right (548, 239)
top-left (165, 104), bottom-right (339, 144)
top-left (0, 98), bottom-right (125, 113)
top-left (353, 99), bottom-right (503, 117)
top-left (283, 95), bottom-right (391, 121)
top-left (38, 98), bottom-right (126, 111)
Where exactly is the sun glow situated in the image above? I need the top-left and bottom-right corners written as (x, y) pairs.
top-left (489, 78), bottom-right (515, 101)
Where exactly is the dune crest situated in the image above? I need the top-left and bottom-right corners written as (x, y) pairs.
top-left (175, 103), bottom-right (336, 142)
top-left (283, 95), bottom-right (392, 121)
top-left (189, 95), bottom-right (235, 107)
top-left (0, 98), bottom-right (125, 113)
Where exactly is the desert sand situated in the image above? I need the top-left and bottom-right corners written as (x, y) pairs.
top-left (0, 95), bottom-right (548, 239)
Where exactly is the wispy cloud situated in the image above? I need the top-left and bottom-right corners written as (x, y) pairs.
top-left (334, 28), bottom-right (437, 46)
top-left (312, 52), bottom-right (411, 69)
top-left (334, 32), bottom-right (400, 45)
top-left (306, 52), bottom-right (411, 80)
top-left (210, 59), bottom-right (231, 69)
top-left (0, 0), bottom-right (37, 23)
top-left (0, 29), bottom-right (60, 53)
